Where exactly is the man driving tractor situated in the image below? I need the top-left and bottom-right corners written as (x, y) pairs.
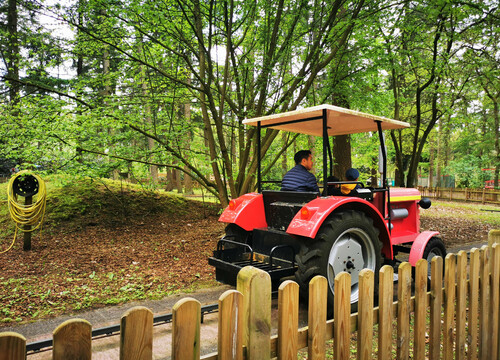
top-left (281, 150), bottom-right (320, 193)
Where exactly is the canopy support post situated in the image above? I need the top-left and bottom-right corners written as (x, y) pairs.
top-left (257, 122), bottom-right (262, 193)
top-left (376, 120), bottom-right (391, 232)
top-left (322, 109), bottom-right (328, 195)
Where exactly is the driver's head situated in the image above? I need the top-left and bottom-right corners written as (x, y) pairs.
top-left (294, 150), bottom-right (313, 170)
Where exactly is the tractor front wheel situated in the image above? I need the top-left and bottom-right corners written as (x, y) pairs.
top-left (295, 210), bottom-right (383, 313)
top-left (422, 237), bottom-right (446, 282)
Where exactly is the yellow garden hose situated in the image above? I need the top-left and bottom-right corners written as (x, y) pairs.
top-left (1, 171), bottom-right (47, 254)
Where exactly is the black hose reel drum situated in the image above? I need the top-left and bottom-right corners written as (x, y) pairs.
top-left (12, 173), bottom-right (40, 197)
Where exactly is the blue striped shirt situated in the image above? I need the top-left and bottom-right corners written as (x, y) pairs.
top-left (281, 165), bottom-right (320, 193)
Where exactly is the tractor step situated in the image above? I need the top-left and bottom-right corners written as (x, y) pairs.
top-left (208, 238), bottom-right (297, 286)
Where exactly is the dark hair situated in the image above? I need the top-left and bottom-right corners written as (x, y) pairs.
top-left (294, 150), bottom-right (312, 165)
top-left (327, 175), bottom-right (341, 195)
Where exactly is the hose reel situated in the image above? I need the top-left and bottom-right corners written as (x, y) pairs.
top-left (12, 173), bottom-right (40, 197)
top-left (2, 171), bottom-right (47, 253)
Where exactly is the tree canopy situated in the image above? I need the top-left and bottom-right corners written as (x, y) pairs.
top-left (1, 0), bottom-right (498, 204)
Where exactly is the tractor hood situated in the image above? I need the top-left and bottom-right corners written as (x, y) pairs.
top-left (242, 104), bottom-right (409, 136)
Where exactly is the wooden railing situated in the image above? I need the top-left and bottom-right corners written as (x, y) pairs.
top-left (418, 186), bottom-right (500, 205)
top-left (1, 244), bottom-right (499, 359)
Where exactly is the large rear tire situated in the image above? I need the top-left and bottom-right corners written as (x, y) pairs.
top-left (295, 210), bottom-right (383, 314)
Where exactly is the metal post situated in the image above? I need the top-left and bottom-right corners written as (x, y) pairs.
top-left (322, 109), bottom-right (328, 195)
top-left (257, 122), bottom-right (262, 193)
top-left (376, 121), bottom-right (391, 232)
top-left (376, 121), bottom-right (387, 186)
top-left (23, 195), bottom-right (32, 251)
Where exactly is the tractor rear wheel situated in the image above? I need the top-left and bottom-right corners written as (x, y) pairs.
top-left (295, 210), bottom-right (383, 313)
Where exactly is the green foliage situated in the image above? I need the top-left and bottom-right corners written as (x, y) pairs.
top-left (445, 155), bottom-right (488, 189)
top-left (0, 0), bottom-right (498, 198)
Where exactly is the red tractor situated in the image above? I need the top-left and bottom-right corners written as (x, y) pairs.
top-left (209, 105), bottom-right (445, 310)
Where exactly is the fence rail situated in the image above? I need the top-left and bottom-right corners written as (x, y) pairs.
top-left (1, 244), bottom-right (499, 360)
top-left (418, 186), bottom-right (500, 205)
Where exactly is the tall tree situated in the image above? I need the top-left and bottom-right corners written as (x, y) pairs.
top-left (48, 0), bottom-right (369, 205)
top-left (376, 0), bottom-right (494, 187)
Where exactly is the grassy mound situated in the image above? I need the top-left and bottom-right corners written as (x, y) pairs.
top-left (1, 175), bottom-right (200, 235)
top-left (0, 175), bottom-right (224, 326)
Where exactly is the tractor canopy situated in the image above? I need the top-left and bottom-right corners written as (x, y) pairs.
top-left (242, 104), bottom-right (409, 136)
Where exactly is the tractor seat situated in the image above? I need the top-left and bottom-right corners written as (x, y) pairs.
top-left (262, 190), bottom-right (319, 231)
top-left (351, 188), bottom-right (373, 201)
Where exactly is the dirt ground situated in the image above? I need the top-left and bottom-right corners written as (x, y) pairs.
top-left (420, 202), bottom-right (496, 246)
top-left (0, 197), bottom-right (497, 327)
top-left (0, 199), bottom-right (225, 327)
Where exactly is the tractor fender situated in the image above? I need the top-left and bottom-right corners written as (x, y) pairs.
top-left (218, 193), bottom-right (267, 231)
top-left (408, 231), bottom-right (441, 266)
top-left (286, 197), bottom-right (393, 259)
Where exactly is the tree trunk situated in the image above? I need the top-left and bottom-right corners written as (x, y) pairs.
top-left (370, 166), bottom-right (378, 187)
top-left (165, 169), bottom-right (174, 191)
top-left (184, 96), bottom-right (193, 195)
top-left (75, 2), bottom-right (84, 164)
top-left (331, 94), bottom-right (351, 178)
top-left (140, 63), bottom-right (158, 184)
top-left (175, 167), bottom-right (183, 193)
top-left (332, 135), bottom-right (351, 180)
top-left (7, 0), bottom-right (19, 104)
top-left (391, 130), bottom-right (405, 187)
top-left (101, 19), bottom-right (119, 180)
top-left (282, 132), bottom-right (288, 176)
top-left (429, 138), bottom-right (435, 188)
top-left (193, 0), bottom-right (228, 206)
top-left (494, 100), bottom-right (499, 189)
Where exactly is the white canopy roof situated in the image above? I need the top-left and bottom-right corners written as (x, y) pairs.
top-left (242, 104), bottom-right (409, 136)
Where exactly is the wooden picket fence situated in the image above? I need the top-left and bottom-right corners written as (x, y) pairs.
top-left (418, 186), bottom-right (500, 205)
top-left (1, 244), bottom-right (499, 360)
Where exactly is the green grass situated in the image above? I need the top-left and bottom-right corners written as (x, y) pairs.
top-left (1, 174), bottom-right (193, 233)
top-left (0, 270), bottom-right (219, 323)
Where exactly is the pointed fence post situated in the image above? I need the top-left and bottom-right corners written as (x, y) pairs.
top-left (414, 259), bottom-right (427, 360)
top-left (489, 229), bottom-right (500, 248)
top-left (120, 306), bottom-right (153, 360)
top-left (237, 266), bottom-right (271, 360)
